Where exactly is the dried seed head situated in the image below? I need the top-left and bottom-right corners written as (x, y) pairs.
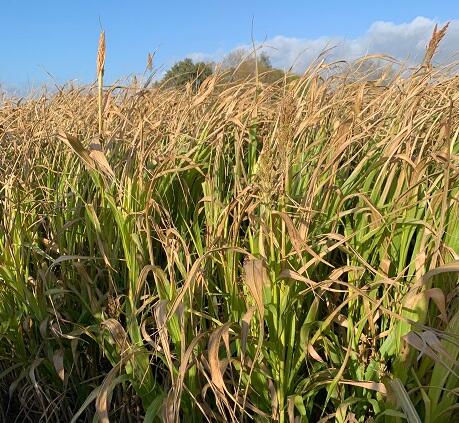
top-left (257, 139), bottom-right (282, 204)
top-left (147, 52), bottom-right (153, 72)
top-left (97, 31), bottom-right (106, 77)
top-left (423, 23), bottom-right (449, 69)
top-left (105, 294), bottom-right (121, 319)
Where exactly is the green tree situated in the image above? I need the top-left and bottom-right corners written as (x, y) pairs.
top-left (221, 48), bottom-right (287, 84)
top-left (162, 58), bottom-right (213, 90)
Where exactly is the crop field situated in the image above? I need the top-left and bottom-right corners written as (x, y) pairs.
top-left (0, 31), bottom-right (458, 423)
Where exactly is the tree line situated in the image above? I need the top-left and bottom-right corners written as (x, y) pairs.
top-left (161, 48), bottom-right (289, 89)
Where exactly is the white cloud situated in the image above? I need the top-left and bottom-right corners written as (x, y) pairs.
top-left (189, 17), bottom-right (459, 73)
top-left (188, 49), bottom-right (226, 64)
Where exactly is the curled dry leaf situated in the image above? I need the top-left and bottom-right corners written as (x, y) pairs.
top-left (243, 259), bottom-right (269, 321)
top-left (208, 323), bottom-right (232, 395)
top-left (57, 132), bottom-right (115, 181)
top-left (404, 330), bottom-right (457, 375)
top-left (89, 137), bottom-right (115, 179)
top-left (154, 300), bottom-right (175, 379)
top-left (339, 380), bottom-right (387, 395)
top-left (307, 343), bottom-right (325, 362)
top-left (57, 132), bottom-right (96, 171)
top-left (101, 318), bottom-right (129, 355)
top-left (52, 349), bottom-right (65, 382)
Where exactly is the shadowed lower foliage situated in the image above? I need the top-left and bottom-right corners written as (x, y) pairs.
top-left (0, 55), bottom-right (458, 422)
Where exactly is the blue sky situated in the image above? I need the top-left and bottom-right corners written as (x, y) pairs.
top-left (1, 1), bottom-right (459, 88)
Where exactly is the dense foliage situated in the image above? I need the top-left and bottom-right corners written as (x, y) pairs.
top-left (162, 58), bottom-right (213, 90)
top-left (0, 57), bottom-right (458, 422)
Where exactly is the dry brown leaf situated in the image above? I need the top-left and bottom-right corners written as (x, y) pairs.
top-left (241, 306), bottom-right (257, 358)
top-left (422, 260), bottom-right (459, 284)
top-left (424, 288), bottom-right (448, 323)
top-left (207, 323), bottom-right (232, 394)
top-left (268, 377), bottom-right (279, 421)
top-left (89, 137), bottom-right (115, 179)
top-left (307, 343), bottom-right (325, 362)
top-left (57, 132), bottom-right (96, 171)
top-left (101, 318), bottom-right (129, 355)
top-left (339, 380), bottom-right (387, 395)
top-left (154, 300), bottom-right (175, 380)
top-left (52, 349), bottom-right (64, 382)
top-left (243, 259), bottom-right (269, 320)
top-left (404, 330), bottom-right (457, 375)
